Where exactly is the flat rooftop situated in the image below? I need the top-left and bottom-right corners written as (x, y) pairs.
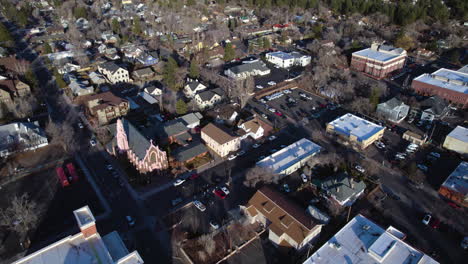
top-left (413, 68), bottom-right (468, 94)
top-left (441, 161), bottom-right (468, 195)
top-left (446, 125), bottom-right (468, 143)
top-left (328, 113), bottom-right (384, 141)
top-left (257, 138), bottom-right (321, 174)
top-left (267, 51), bottom-right (294, 60)
top-left (353, 47), bottom-right (404, 62)
top-left (303, 214), bottom-right (439, 264)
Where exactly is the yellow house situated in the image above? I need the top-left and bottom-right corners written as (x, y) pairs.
top-left (201, 123), bottom-right (240, 157)
top-left (326, 113), bottom-right (385, 149)
top-left (443, 126), bottom-right (468, 154)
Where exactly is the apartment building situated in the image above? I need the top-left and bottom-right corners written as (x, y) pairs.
top-left (98, 62), bottom-right (130, 84)
top-left (83, 92), bottom-right (129, 125)
top-left (201, 123), bottom-right (240, 157)
top-left (351, 43), bottom-right (407, 79)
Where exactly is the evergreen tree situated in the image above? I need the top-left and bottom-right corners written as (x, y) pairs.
top-left (189, 60), bottom-right (200, 79)
top-left (111, 18), bottom-right (121, 34)
top-left (73, 6), bottom-right (87, 19)
top-left (44, 42), bottom-right (52, 54)
top-left (369, 88), bottom-right (380, 110)
top-left (24, 70), bottom-right (38, 88)
top-left (176, 99), bottom-right (188, 115)
top-left (224, 43), bottom-right (235, 62)
top-left (263, 37), bottom-right (271, 50)
top-left (187, 0), bottom-right (196, 6)
top-left (163, 57), bottom-right (179, 91)
top-left (53, 68), bottom-right (66, 89)
top-left (0, 23), bottom-right (13, 42)
top-left (132, 16), bottom-right (142, 35)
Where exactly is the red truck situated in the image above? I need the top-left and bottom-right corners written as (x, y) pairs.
top-left (55, 167), bottom-right (70, 187)
top-left (66, 163), bottom-right (79, 183)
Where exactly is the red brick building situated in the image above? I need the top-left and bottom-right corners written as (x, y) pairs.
top-left (411, 68), bottom-right (468, 108)
top-left (351, 43), bottom-right (406, 79)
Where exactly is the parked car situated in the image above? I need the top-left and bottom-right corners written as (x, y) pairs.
top-left (374, 141), bottom-right (386, 149)
top-left (213, 189), bottom-right (227, 199)
top-left (283, 184), bottom-right (291, 193)
top-left (228, 154), bottom-right (237, 160)
top-left (189, 173), bottom-right (200, 180)
top-left (256, 85), bottom-right (263, 89)
top-left (268, 81), bottom-right (276, 86)
top-left (173, 178), bottom-right (186, 186)
top-left (283, 89), bottom-right (292, 94)
top-left (78, 122), bottom-right (84, 129)
top-left (90, 139), bottom-right (97, 147)
top-left (430, 217), bottom-right (441, 229)
top-left (429, 152), bottom-right (441, 158)
top-left (237, 150), bottom-right (246, 156)
top-left (268, 107), bottom-right (276, 113)
top-left (258, 155), bottom-right (266, 161)
top-left (221, 186), bottom-right (230, 195)
top-left (260, 99), bottom-right (267, 104)
top-left (274, 111), bottom-right (283, 116)
top-left (193, 200), bottom-right (206, 211)
top-left (106, 164), bottom-right (113, 170)
top-left (126, 215), bottom-right (136, 227)
top-left (422, 214), bottom-right (432, 225)
top-left (354, 165), bottom-right (365, 173)
top-left (268, 135), bottom-right (277, 141)
top-left (301, 174), bottom-right (308, 183)
top-left (253, 143), bottom-right (261, 149)
top-left (299, 92), bottom-right (306, 98)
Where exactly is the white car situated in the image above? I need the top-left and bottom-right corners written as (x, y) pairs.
top-left (253, 143), bottom-right (261, 149)
top-left (256, 85), bottom-right (264, 89)
top-left (408, 143), bottom-right (418, 149)
top-left (268, 135), bottom-right (277, 141)
top-left (283, 89), bottom-right (292, 94)
top-left (210, 221), bottom-right (220, 229)
top-left (90, 139), bottom-right (97, 147)
top-left (268, 81), bottom-right (276, 86)
top-left (260, 99), bottom-right (267, 104)
top-left (193, 200), bottom-right (206, 212)
top-left (228, 154), bottom-right (237, 160)
top-left (78, 122), bottom-right (84, 129)
top-left (301, 174), bottom-right (308, 183)
top-left (299, 92), bottom-right (306, 98)
top-left (354, 165), bottom-right (365, 173)
top-left (268, 108), bottom-right (276, 113)
top-left (374, 141), bottom-right (386, 149)
top-left (422, 214), bottom-right (431, 225)
top-left (174, 178), bottom-right (186, 186)
top-left (221, 186), bottom-right (230, 195)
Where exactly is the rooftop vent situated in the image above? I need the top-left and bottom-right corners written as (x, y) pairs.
top-left (363, 225), bottom-right (371, 231)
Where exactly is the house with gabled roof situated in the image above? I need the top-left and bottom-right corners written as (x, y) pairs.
top-left (107, 118), bottom-right (168, 174)
top-left (97, 62), bottom-right (130, 84)
top-left (184, 80), bottom-right (207, 98)
top-left (243, 186), bottom-right (322, 250)
top-left (194, 88), bottom-right (224, 110)
top-left (376, 97), bottom-right (410, 123)
top-left (315, 172), bottom-right (366, 207)
top-left (201, 123), bottom-right (240, 157)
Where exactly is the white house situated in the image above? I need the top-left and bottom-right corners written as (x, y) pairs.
top-left (144, 85), bottom-right (163, 97)
top-left (194, 88), bottom-right (223, 110)
top-left (266, 51), bottom-right (311, 68)
top-left (0, 122), bottom-right (49, 157)
top-left (224, 60), bottom-right (270, 79)
top-left (184, 80), bottom-right (207, 98)
top-left (238, 118), bottom-right (265, 140)
top-left (179, 112), bottom-right (203, 129)
top-left (97, 62), bottom-right (130, 84)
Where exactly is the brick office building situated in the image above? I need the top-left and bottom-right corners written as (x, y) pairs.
top-left (351, 43), bottom-right (407, 79)
top-left (411, 68), bottom-right (468, 108)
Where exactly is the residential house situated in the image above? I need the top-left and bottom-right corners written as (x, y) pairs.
top-left (101, 31), bottom-right (119, 44)
top-left (179, 112), bottom-right (203, 129)
top-left (265, 51), bottom-right (311, 68)
top-left (438, 162), bottom-right (468, 207)
top-left (326, 113), bottom-right (385, 149)
top-left (351, 43), bottom-right (407, 79)
top-left (376, 97), bottom-right (410, 123)
top-left (171, 141), bottom-right (208, 167)
top-left (238, 117), bottom-right (266, 140)
top-left (132, 67), bottom-right (154, 80)
top-left (206, 104), bottom-right (239, 125)
top-left (0, 79), bottom-right (31, 105)
top-left (89, 71), bottom-right (106, 85)
top-left (161, 120), bottom-right (191, 145)
top-left (411, 68), bottom-right (468, 108)
top-left (194, 88), bottom-right (224, 110)
top-left (184, 80), bottom-right (207, 98)
top-left (144, 85), bottom-right (163, 97)
top-left (98, 62), bottom-right (130, 84)
top-left (201, 123), bottom-right (240, 157)
top-left (419, 96), bottom-right (450, 122)
top-left (224, 60), bottom-right (270, 79)
top-left (257, 138), bottom-right (321, 176)
top-left (136, 53), bottom-right (158, 66)
top-left (303, 214), bottom-right (438, 264)
top-left (83, 92), bottom-right (129, 125)
top-left (316, 173), bottom-right (366, 207)
top-left (108, 118), bottom-right (168, 174)
top-left (443, 126), bottom-right (468, 155)
top-left (0, 122), bottom-right (49, 157)
top-left (12, 206), bottom-right (144, 264)
top-left (0, 57), bottom-right (30, 75)
top-left (244, 186), bottom-right (322, 250)
top-left (69, 80), bottom-right (94, 96)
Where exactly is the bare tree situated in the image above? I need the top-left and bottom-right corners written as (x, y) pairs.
top-left (198, 233), bottom-right (216, 256)
top-left (349, 97), bottom-right (372, 116)
top-left (0, 194), bottom-right (39, 238)
top-left (10, 95), bottom-right (38, 119)
top-left (180, 208), bottom-right (201, 234)
top-left (45, 121), bottom-right (78, 154)
top-left (243, 166), bottom-right (280, 188)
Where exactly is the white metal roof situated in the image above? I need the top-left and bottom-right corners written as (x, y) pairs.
top-left (328, 113), bottom-right (384, 141)
top-left (446, 125), bottom-right (468, 143)
top-left (413, 68), bottom-right (468, 94)
top-left (257, 138), bottom-right (321, 174)
top-left (353, 47), bottom-right (404, 62)
top-left (441, 161), bottom-right (468, 195)
top-left (303, 214), bottom-right (439, 264)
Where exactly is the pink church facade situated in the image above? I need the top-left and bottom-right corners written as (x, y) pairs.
top-left (114, 119), bottom-right (168, 174)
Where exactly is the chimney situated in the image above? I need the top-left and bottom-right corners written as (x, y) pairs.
top-left (73, 206), bottom-right (97, 238)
